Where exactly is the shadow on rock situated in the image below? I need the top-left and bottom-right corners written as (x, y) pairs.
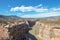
top-left (27, 33), bottom-right (37, 40)
top-left (28, 21), bottom-right (36, 27)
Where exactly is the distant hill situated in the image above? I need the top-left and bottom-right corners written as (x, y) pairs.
top-left (0, 15), bottom-right (21, 24)
top-left (43, 16), bottom-right (60, 19)
top-left (0, 15), bottom-right (21, 19)
top-left (0, 15), bottom-right (60, 19)
top-left (0, 15), bottom-right (6, 18)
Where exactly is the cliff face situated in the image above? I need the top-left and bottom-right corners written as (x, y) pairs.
top-left (0, 21), bottom-right (30, 40)
top-left (29, 20), bottom-right (60, 40)
top-left (9, 23), bottom-right (29, 40)
top-left (0, 26), bottom-right (9, 40)
top-left (0, 18), bottom-right (60, 40)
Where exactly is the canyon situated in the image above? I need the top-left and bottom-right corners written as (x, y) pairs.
top-left (0, 17), bottom-right (60, 40)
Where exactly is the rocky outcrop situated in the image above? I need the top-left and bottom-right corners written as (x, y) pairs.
top-left (32, 21), bottom-right (60, 40)
top-left (0, 26), bottom-right (9, 40)
top-left (0, 19), bottom-right (60, 40)
top-left (9, 23), bottom-right (29, 40)
top-left (0, 21), bottom-right (30, 40)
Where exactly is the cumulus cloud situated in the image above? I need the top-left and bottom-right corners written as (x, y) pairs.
top-left (10, 4), bottom-right (60, 12)
top-left (10, 4), bottom-right (60, 18)
top-left (10, 4), bottom-right (48, 12)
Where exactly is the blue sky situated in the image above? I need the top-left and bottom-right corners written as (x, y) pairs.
top-left (0, 0), bottom-right (60, 18)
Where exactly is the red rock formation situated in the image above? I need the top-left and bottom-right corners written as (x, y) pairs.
top-left (0, 26), bottom-right (9, 40)
top-left (9, 23), bottom-right (29, 40)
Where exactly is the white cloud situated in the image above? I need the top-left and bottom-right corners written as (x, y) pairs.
top-left (35, 4), bottom-right (42, 7)
top-left (52, 8), bottom-right (60, 11)
top-left (34, 8), bottom-right (48, 12)
top-left (10, 4), bottom-right (48, 12)
top-left (10, 4), bottom-right (60, 18)
top-left (21, 12), bottom-right (60, 18)
top-left (10, 4), bottom-right (60, 12)
top-left (10, 7), bottom-right (20, 11)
